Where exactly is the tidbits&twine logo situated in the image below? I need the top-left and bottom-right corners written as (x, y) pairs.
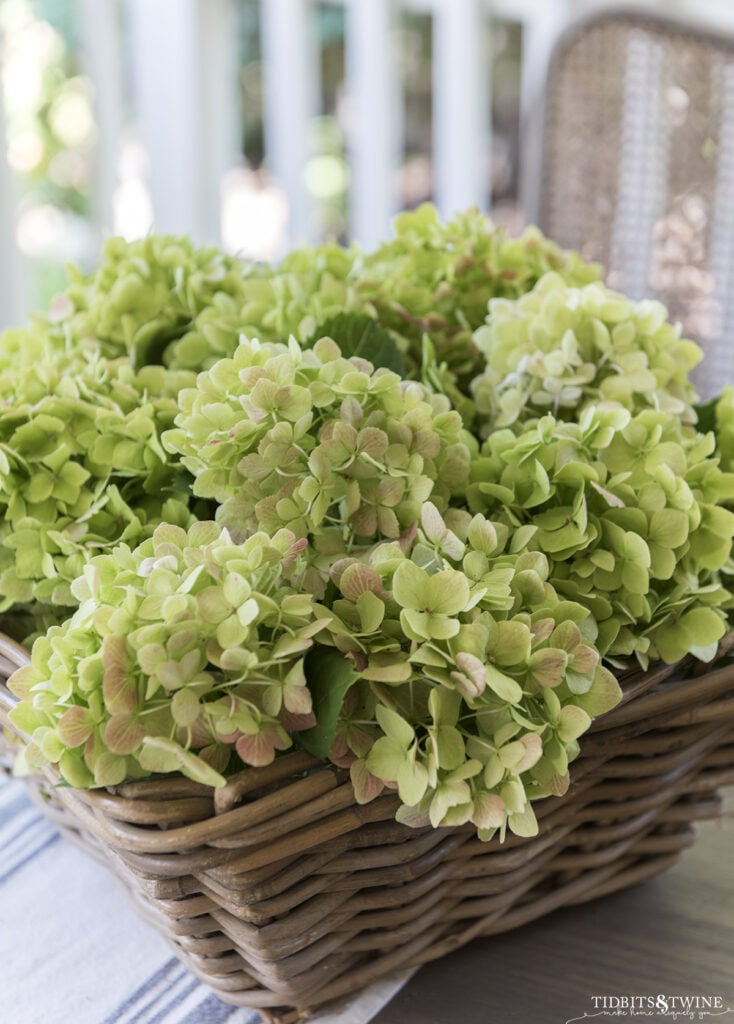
top-left (565, 994), bottom-right (733, 1022)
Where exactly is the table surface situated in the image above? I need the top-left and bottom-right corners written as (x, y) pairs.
top-left (373, 800), bottom-right (734, 1024)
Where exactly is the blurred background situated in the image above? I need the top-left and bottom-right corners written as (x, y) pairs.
top-left (3, 0), bottom-right (734, 332)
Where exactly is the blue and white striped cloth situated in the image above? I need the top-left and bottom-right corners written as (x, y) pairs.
top-left (0, 772), bottom-right (411, 1024)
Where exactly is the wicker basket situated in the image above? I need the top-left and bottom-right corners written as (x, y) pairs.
top-left (1, 630), bottom-right (733, 1023)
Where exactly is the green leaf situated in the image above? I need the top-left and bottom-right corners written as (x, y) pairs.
top-left (695, 395), bottom-right (718, 433)
top-left (93, 751), bottom-right (128, 787)
top-left (138, 736), bottom-right (185, 774)
top-left (8, 702), bottom-right (44, 738)
top-left (311, 313), bottom-right (406, 376)
top-left (654, 607), bottom-right (727, 663)
top-left (171, 687), bottom-right (201, 727)
top-left (433, 725), bottom-right (465, 770)
top-left (7, 665), bottom-right (38, 700)
top-left (428, 686), bottom-right (462, 726)
top-left (298, 645), bottom-right (359, 760)
top-left (59, 751), bottom-right (95, 788)
top-left (356, 590), bottom-right (385, 633)
top-left (648, 509), bottom-right (689, 549)
top-left (680, 607), bottom-right (727, 647)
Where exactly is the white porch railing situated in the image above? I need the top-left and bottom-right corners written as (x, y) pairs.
top-left (4, 0), bottom-right (734, 328)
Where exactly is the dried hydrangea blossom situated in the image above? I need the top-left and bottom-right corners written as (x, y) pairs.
top-left (319, 502), bottom-right (620, 841)
top-left (46, 235), bottom-right (255, 369)
top-left (8, 522), bottom-right (328, 787)
top-left (165, 336), bottom-right (475, 558)
top-left (0, 347), bottom-right (196, 635)
top-left (357, 204), bottom-right (601, 384)
top-left (471, 273), bottom-right (702, 432)
top-left (467, 407), bottom-right (734, 663)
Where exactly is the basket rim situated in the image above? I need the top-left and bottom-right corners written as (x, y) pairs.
top-left (2, 628), bottom-right (733, 810)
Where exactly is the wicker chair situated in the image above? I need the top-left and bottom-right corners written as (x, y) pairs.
top-left (538, 7), bottom-right (734, 398)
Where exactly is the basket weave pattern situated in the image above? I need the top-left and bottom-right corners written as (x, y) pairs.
top-left (1, 635), bottom-right (733, 1022)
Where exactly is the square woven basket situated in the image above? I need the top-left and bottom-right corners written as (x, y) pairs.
top-left (2, 631), bottom-right (733, 1023)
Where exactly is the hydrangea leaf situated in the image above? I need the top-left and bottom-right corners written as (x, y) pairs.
top-left (298, 646), bottom-right (359, 760)
top-left (310, 313), bottom-right (406, 376)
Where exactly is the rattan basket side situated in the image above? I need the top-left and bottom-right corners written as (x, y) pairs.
top-left (1, 632), bottom-right (733, 1023)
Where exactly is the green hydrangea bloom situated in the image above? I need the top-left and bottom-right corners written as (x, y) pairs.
top-left (8, 522), bottom-right (328, 787)
top-left (466, 408), bottom-right (734, 663)
top-left (321, 502), bottom-right (620, 840)
top-left (358, 204), bottom-right (601, 384)
top-left (472, 273), bottom-right (702, 432)
top-left (0, 345), bottom-right (196, 633)
top-left (166, 243), bottom-right (364, 370)
top-left (51, 235), bottom-right (254, 369)
top-left (165, 335), bottom-right (475, 561)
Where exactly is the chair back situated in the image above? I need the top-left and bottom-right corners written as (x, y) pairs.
top-left (539, 8), bottom-right (734, 395)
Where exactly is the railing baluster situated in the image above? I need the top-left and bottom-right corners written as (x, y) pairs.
top-left (260, 0), bottom-right (318, 252)
top-left (125, 0), bottom-right (238, 243)
top-left (0, 34), bottom-right (26, 328)
top-left (518, 0), bottom-right (570, 224)
top-left (79, 0), bottom-right (124, 237)
top-left (345, 0), bottom-right (401, 248)
top-left (433, 0), bottom-right (489, 217)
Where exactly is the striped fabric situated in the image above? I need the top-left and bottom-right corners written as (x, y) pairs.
top-left (0, 772), bottom-right (411, 1024)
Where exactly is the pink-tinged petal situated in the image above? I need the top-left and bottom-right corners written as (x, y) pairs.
top-left (345, 724), bottom-right (375, 759)
top-left (198, 744), bottom-right (231, 773)
top-left (328, 731), bottom-right (350, 763)
top-left (516, 733), bottom-right (543, 773)
top-left (282, 536), bottom-right (308, 567)
top-left (339, 562), bottom-right (383, 602)
top-left (102, 664), bottom-right (137, 714)
top-left (350, 759), bottom-right (384, 804)
top-left (102, 635), bottom-right (127, 671)
top-left (235, 733), bottom-right (276, 767)
top-left (217, 730), bottom-right (240, 744)
top-left (284, 682), bottom-right (312, 716)
top-left (279, 710), bottom-right (317, 732)
top-left (235, 727), bottom-right (291, 767)
top-left (398, 522), bottom-right (418, 552)
top-left (471, 792), bottom-right (506, 830)
top-left (57, 706), bottom-right (93, 748)
top-left (104, 714), bottom-right (144, 755)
